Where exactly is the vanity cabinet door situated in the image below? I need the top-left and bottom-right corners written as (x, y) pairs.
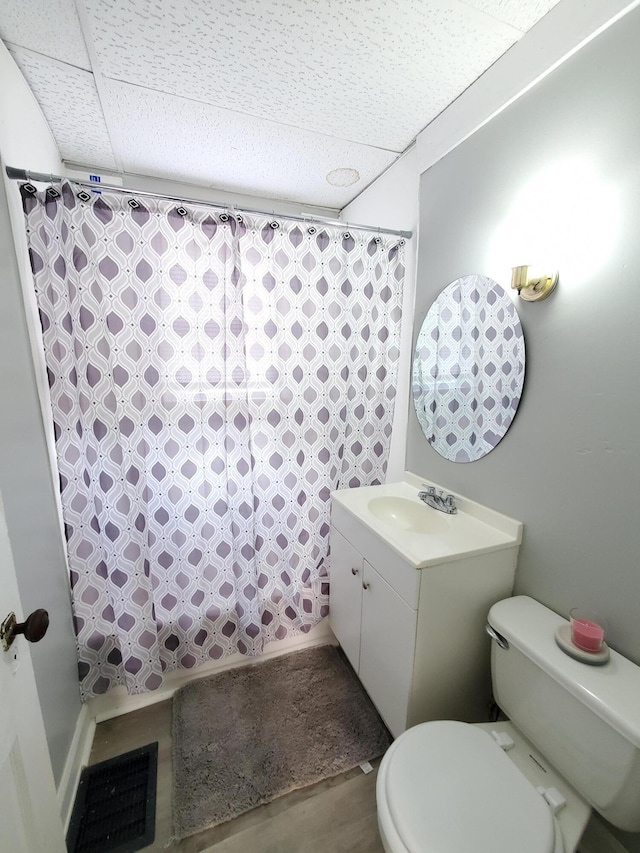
top-left (329, 528), bottom-right (364, 671)
top-left (359, 560), bottom-right (417, 737)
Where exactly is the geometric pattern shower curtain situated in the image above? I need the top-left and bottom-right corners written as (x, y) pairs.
top-left (21, 182), bottom-right (404, 699)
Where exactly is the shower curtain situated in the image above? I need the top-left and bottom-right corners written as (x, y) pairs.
top-left (22, 182), bottom-right (404, 698)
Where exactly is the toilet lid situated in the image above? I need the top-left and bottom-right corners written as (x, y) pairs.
top-left (384, 721), bottom-right (555, 853)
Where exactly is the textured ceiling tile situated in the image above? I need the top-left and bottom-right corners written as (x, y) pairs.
top-left (10, 49), bottom-right (117, 170)
top-left (461, 0), bottom-right (561, 32)
top-left (0, 0), bottom-right (91, 69)
top-left (102, 80), bottom-right (397, 208)
top-left (85, 0), bottom-right (521, 152)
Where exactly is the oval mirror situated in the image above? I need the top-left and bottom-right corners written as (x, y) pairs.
top-left (412, 274), bottom-right (525, 463)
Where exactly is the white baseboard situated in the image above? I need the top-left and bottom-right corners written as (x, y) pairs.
top-left (57, 703), bottom-right (96, 832)
top-left (579, 815), bottom-right (630, 853)
top-left (88, 618), bottom-right (336, 723)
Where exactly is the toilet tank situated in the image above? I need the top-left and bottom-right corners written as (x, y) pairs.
top-left (488, 596), bottom-right (640, 831)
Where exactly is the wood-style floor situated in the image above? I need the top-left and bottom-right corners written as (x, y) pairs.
top-left (89, 700), bottom-right (386, 853)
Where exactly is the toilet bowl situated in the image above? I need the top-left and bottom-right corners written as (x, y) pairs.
top-left (377, 720), bottom-right (586, 853)
top-left (376, 596), bottom-right (640, 853)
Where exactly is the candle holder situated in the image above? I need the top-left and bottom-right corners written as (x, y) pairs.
top-left (555, 608), bottom-right (610, 665)
top-left (569, 608), bottom-right (607, 652)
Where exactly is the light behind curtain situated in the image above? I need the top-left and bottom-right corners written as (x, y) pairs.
top-left (22, 182), bottom-right (404, 698)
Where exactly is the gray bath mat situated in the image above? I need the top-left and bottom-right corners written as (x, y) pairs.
top-left (172, 644), bottom-right (391, 838)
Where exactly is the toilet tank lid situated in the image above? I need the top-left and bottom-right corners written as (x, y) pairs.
top-left (488, 596), bottom-right (640, 749)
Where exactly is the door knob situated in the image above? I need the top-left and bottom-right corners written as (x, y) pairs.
top-left (362, 581), bottom-right (370, 590)
top-left (351, 567), bottom-right (359, 575)
top-left (1, 609), bottom-right (49, 651)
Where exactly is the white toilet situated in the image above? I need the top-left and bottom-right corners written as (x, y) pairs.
top-left (377, 595), bottom-right (640, 853)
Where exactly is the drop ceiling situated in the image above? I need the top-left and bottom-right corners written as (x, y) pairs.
top-left (0, 0), bottom-right (561, 208)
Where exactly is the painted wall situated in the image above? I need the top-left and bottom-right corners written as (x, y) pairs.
top-left (340, 148), bottom-right (419, 483)
top-left (0, 43), bottom-right (81, 786)
top-left (414, 0), bottom-right (639, 176)
top-left (407, 11), bottom-right (640, 849)
top-left (339, 0), bottom-right (637, 487)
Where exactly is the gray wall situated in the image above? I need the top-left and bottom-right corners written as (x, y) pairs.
top-left (408, 12), bottom-right (640, 848)
top-left (0, 171), bottom-right (81, 784)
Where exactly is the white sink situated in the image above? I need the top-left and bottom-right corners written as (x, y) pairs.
top-left (331, 473), bottom-right (522, 568)
top-left (368, 496), bottom-right (450, 534)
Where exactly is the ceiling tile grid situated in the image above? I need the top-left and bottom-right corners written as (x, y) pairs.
top-left (83, 0), bottom-right (524, 152)
top-left (0, 0), bottom-right (90, 69)
top-left (461, 0), bottom-right (560, 32)
top-left (0, 0), bottom-right (562, 206)
top-left (9, 48), bottom-right (117, 170)
top-left (101, 79), bottom-right (397, 207)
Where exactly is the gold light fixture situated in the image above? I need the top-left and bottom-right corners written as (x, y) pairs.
top-left (511, 265), bottom-right (558, 301)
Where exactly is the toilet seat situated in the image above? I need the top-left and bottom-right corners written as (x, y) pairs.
top-left (377, 720), bottom-right (561, 853)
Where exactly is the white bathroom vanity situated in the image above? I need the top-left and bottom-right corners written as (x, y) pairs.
top-left (329, 473), bottom-right (522, 737)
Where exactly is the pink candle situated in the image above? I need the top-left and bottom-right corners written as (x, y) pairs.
top-left (571, 618), bottom-right (604, 652)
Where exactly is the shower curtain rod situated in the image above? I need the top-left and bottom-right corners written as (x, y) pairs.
top-left (5, 166), bottom-right (412, 240)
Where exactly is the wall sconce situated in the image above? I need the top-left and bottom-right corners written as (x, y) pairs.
top-left (511, 265), bottom-right (558, 301)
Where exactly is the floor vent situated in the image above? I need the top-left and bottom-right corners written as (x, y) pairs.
top-left (66, 742), bottom-right (158, 853)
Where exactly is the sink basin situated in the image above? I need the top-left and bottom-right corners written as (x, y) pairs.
top-left (331, 473), bottom-right (523, 568)
top-left (368, 496), bottom-right (450, 534)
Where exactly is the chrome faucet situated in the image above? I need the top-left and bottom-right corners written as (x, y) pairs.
top-left (418, 484), bottom-right (457, 514)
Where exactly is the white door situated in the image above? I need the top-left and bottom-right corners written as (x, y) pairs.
top-left (328, 528), bottom-right (363, 671)
top-left (359, 560), bottom-right (417, 738)
top-left (0, 489), bottom-right (66, 852)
